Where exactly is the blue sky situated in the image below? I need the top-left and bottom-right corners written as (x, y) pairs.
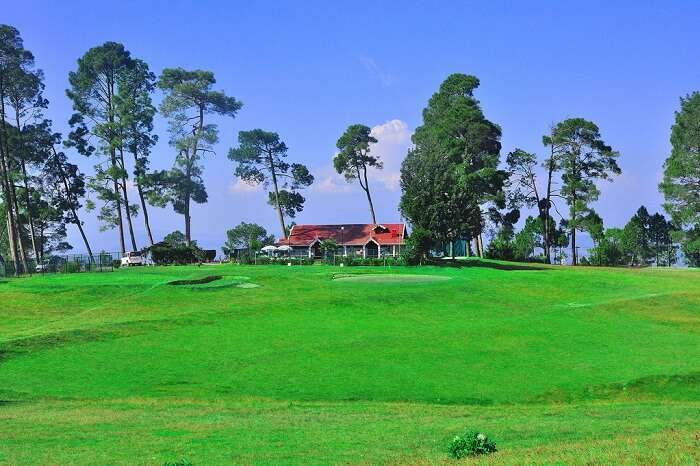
top-left (5, 1), bottom-right (700, 253)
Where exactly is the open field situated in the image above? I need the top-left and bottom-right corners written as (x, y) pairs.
top-left (1, 261), bottom-right (700, 464)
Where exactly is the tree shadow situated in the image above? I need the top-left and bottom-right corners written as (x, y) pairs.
top-left (433, 258), bottom-right (549, 271)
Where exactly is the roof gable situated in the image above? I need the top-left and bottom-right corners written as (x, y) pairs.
top-left (278, 223), bottom-right (406, 246)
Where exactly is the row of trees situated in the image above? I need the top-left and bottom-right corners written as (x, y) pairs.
top-left (2, 25), bottom-right (698, 270)
top-left (0, 24), bottom-right (391, 275)
top-left (398, 73), bottom-right (700, 267)
top-left (398, 74), bottom-right (621, 266)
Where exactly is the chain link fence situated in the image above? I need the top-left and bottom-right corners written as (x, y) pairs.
top-left (0, 252), bottom-right (121, 278)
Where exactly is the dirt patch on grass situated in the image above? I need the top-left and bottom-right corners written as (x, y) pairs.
top-left (332, 273), bottom-right (450, 284)
top-left (167, 275), bottom-right (222, 286)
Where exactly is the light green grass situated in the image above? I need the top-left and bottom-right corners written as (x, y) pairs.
top-left (1, 261), bottom-right (699, 464)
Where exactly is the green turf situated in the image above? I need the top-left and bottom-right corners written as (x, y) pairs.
top-left (1, 261), bottom-right (699, 464)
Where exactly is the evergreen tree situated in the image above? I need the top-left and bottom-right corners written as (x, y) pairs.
top-left (229, 130), bottom-right (313, 237)
top-left (400, 74), bottom-right (506, 255)
top-left (156, 68), bottom-right (242, 245)
top-left (546, 118), bottom-right (620, 265)
top-left (333, 124), bottom-right (382, 224)
top-left (660, 92), bottom-right (700, 266)
top-left (66, 42), bottom-right (135, 254)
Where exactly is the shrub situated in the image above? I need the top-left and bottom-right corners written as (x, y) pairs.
top-left (163, 459), bottom-right (193, 466)
top-left (150, 242), bottom-right (204, 265)
top-left (447, 430), bottom-right (497, 459)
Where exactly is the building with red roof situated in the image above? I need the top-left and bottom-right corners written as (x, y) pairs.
top-left (277, 223), bottom-right (407, 258)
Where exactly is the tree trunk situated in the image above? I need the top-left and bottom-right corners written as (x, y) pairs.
top-left (106, 79), bottom-right (126, 255)
top-left (136, 181), bottom-right (154, 246)
top-left (10, 183), bottom-right (29, 273)
top-left (19, 160), bottom-right (39, 259)
top-left (131, 151), bottom-right (154, 246)
top-left (56, 154), bottom-right (93, 261)
top-left (359, 166), bottom-right (377, 224)
top-left (543, 147), bottom-right (556, 264)
top-left (118, 147), bottom-right (138, 252)
top-left (183, 106), bottom-right (205, 246)
top-left (184, 194), bottom-right (191, 246)
top-left (268, 153), bottom-right (287, 238)
top-left (0, 89), bottom-right (20, 274)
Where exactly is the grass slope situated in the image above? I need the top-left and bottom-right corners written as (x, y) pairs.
top-left (1, 261), bottom-right (699, 464)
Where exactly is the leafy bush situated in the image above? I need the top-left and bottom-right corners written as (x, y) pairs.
top-left (447, 430), bottom-right (497, 459)
top-left (163, 459), bottom-right (193, 466)
top-left (150, 242), bottom-right (205, 265)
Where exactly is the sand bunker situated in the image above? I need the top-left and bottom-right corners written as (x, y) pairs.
top-left (332, 273), bottom-right (450, 284)
top-left (167, 275), bottom-right (257, 289)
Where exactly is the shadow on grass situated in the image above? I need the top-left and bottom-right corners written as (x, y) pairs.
top-left (533, 371), bottom-right (700, 403)
top-left (433, 258), bottom-right (549, 271)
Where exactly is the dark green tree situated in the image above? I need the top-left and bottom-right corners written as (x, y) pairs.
top-left (156, 68), bottom-right (242, 245)
top-left (115, 58), bottom-right (158, 246)
top-left (44, 144), bottom-right (93, 260)
top-left (622, 206), bottom-right (652, 266)
top-left (546, 118), bottom-right (620, 265)
top-left (506, 148), bottom-right (559, 263)
top-left (660, 92), bottom-right (700, 266)
top-left (400, 74), bottom-right (506, 255)
top-left (0, 24), bottom-right (35, 272)
top-left (222, 222), bottom-right (274, 259)
top-left (65, 41), bottom-right (136, 254)
top-left (648, 212), bottom-right (674, 266)
top-left (334, 124), bottom-right (382, 224)
top-left (229, 130), bottom-right (313, 237)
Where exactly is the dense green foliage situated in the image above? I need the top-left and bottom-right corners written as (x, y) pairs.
top-left (448, 430), bottom-right (497, 458)
top-left (1, 263), bottom-right (700, 463)
top-left (400, 74), bottom-right (507, 256)
top-left (221, 221), bottom-right (274, 261)
top-left (660, 92), bottom-right (700, 266)
top-left (229, 130), bottom-right (313, 237)
top-left (153, 67), bottom-right (242, 245)
top-left (545, 118), bottom-right (620, 265)
top-left (334, 124), bottom-right (382, 224)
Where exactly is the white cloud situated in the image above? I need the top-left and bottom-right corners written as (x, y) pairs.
top-left (368, 119), bottom-right (412, 191)
top-left (229, 179), bottom-right (263, 193)
top-left (314, 175), bottom-right (353, 193)
top-left (359, 56), bottom-right (397, 87)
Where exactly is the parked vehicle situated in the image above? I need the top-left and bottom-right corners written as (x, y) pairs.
top-left (120, 252), bottom-right (143, 267)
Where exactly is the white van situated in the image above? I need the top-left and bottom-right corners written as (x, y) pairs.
top-left (121, 252), bottom-right (143, 267)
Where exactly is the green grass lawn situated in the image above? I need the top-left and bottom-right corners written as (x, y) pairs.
top-left (1, 261), bottom-right (699, 464)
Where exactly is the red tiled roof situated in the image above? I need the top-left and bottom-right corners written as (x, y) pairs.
top-left (277, 224), bottom-right (406, 247)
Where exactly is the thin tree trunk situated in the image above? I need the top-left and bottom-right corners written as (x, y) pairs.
top-left (358, 165), bottom-right (376, 224)
top-left (131, 151), bottom-right (154, 246)
top-left (106, 77), bottom-right (126, 255)
top-left (268, 152), bottom-right (287, 238)
top-left (184, 106), bottom-right (205, 246)
top-left (10, 182), bottom-right (29, 273)
top-left (14, 111), bottom-right (39, 260)
top-left (543, 145), bottom-right (556, 264)
top-left (135, 182), bottom-right (153, 246)
top-left (118, 147), bottom-right (138, 251)
top-left (0, 89), bottom-right (20, 274)
top-left (57, 157), bottom-right (93, 260)
top-left (19, 160), bottom-right (38, 259)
